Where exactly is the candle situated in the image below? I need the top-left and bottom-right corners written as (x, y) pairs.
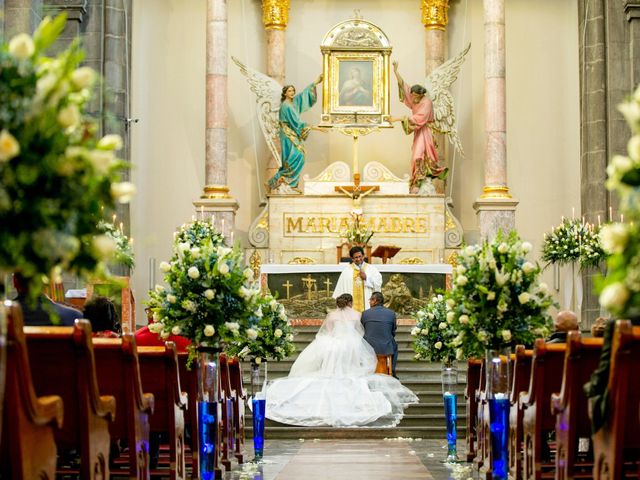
top-left (221, 218), bottom-right (225, 234)
top-left (621, 214), bottom-right (624, 223)
top-left (200, 205), bottom-right (204, 217)
top-left (129, 237), bottom-right (134, 245)
top-left (230, 231), bottom-right (235, 244)
top-left (609, 207), bottom-right (613, 221)
top-left (597, 215), bottom-right (601, 226)
top-left (211, 214), bottom-right (215, 225)
top-left (572, 207), bottom-right (575, 219)
top-left (112, 214), bottom-right (117, 223)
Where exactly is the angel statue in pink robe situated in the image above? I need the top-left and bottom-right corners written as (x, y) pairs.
top-left (389, 45), bottom-right (470, 193)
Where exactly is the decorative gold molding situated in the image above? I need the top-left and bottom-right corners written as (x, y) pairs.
top-left (446, 251), bottom-right (459, 268)
top-left (262, 0), bottom-right (290, 30)
top-left (288, 256), bottom-right (317, 265)
top-left (249, 249), bottom-right (262, 280)
top-left (399, 257), bottom-right (425, 265)
top-left (421, 0), bottom-right (450, 31)
top-left (479, 185), bottom-right (513, 199)
top-left (202, 184), bottom-right (231, 199)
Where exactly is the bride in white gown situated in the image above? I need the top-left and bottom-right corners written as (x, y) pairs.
top-left (265, 294), bottom-right (418, 427)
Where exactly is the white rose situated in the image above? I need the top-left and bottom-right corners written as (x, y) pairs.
top-left (464, 245), bottom-right (477, 256)
top-left (421, 328), bottom-right (429, 335)
top-left (521, 242), bottom-right (533, 253)
top-left (110, 181), bottom-right (136, 204)
top-left (255, 357), bottom-right (262, 364)
top-left (459, 314), bottom-right (469, 325)
top-left (148, 321), bottom-right (163, 333)
top-left (160, 261), bottom-right (171, 273)
top-left (160, 331), bottom-right (170, 340)
top-left (435, 341), bottom-right (443, 350)
top-left (456, 275), bottom-right (468, 286)
top-left (246, 328), bottom-right (258, 340)
top-left (204, 325), bottom-right (215, 337)
top-left (410, 327), bottom-right (420, 336)
top-left (187, 266), bottom-right (200, 279)
top-left (216, 246), bottom-right (232, 258)
top-left (204, 289), bottom-right (215, 300)
top-left (244, 268), bottom-right (254, 281)
top-left (218, 262), bottom-right (230, 275)
top-left (501, 330), bottom-right (512, 342)
top-left (627, 135), bottom-right (640, 162)
top-left (611, 155), bottom-right (634, 176)
top-left (456, 265), bottom-right (466, 275)
top-left (254, 308), bottom-right (263, 318)
top-left (477, 331), bottom-right (488, 342)
top-left (619, 100), bottom-right (640, 126)
top-left (495, 270), bottom-right (509, 287)
top-left (599, 282), bottom-right (630, 310)
top-left (538, 282), bottom-right (549, 294)
top-left (238, 286), bottom-right (250, 299)
top-left (8, 33), bottom-right (35, 59)
top-left (518, 292), bottom-right (531, 304)
top-left (155, 284), bottom-right (165, 293)
top-left (0, 130), bottom-right (20, 162)
top-left (171, 326), bottom-right (182, 336)
top-left (498, 243), bottom-right (509, 254)
top-left (286, 334), bottom-right (294, 341)
top-left (167, 294), bottom-right (177, 304)
top-left (189, 247), bottom-right (200, 258)
top-left (178, 242), bottom-right (191, 253)
top-left (182, 300), bottom-right (197, 313)
top-left (446, 311), bottom-right (455, 323)
top-left (274, 329), bottom-right (283, 338)
top-left (522, 262), bottom-right (535, 275)
top-left (225, 322), bottom-right (240, 334)
top-left (71, 66), bottom-right (96, 90)
top-left (92, 234), bottom-right (117, 258)
top-left (600, 223), bottom-right (629, 255)
top-left (487, 291), bottom-right (496, 301)
top-left (57, 104), bottom-right (80, 128)
top-left (87, 149), bottom-right (115, 174)
top-left (446, 298), bottom-right (455, 308)
top-left (438, 322), bottom-right (447, 330)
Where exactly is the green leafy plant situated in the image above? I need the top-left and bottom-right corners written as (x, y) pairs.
top-left (225, 293), bottom-right (296, 363)
top-left (411, 293), bottom-right (457, 363)
top-left (0, 15), bottom-right (134, 297)
top-left (598, 85), bottom-right (640, 317)
top-left (449, 231), bottom-right (556, 358)
top-left (147, 220), bottom-right (260, 359)
top-left (97, 220), bottom-right (134, 269)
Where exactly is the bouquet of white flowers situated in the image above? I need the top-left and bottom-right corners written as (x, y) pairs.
top-left (147, 220), bottom-right (259, 358)
top-left (541, 218), bottom-right (605, 269)
top-left (97, 220), bottom-right (134, 269)
top-left (598, 85), bottom-right (640, 317)
top-left (225, 293), bottom-right (296, 363)
top-left (411, 293), bottom-right (458, 363)
top-left (0, 15), bottom-right (133, 297)
top-left (449, 231), bottom-right (556, 358)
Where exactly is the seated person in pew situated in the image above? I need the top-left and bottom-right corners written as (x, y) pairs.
top-left (584, 316), bottom-right (640, 433)
top-left (591, 316), bottom-right (608, 338)
top-left (13, 273), bottom-right (82, 326)
top-left (83, 296), bottom-right (120, 338)
top-left (135, 308), bottom-right (191, 352)
top-left (546, 310), bottom-right (578, 344)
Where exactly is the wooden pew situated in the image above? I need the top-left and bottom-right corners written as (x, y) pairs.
top-left (375, 354), bottom-right (393, 375)
top-left (1, 301), bottom-right (63, 480)
top-left (551, 331), bottom-right (602, 480)
top-left (592, 321), bottom-right (640, 480)
top-left (474, 359), bottom-right (487, 470)
top-left (219, 353), bottom-right (236, 471)
top-left (92, 335), bottom-right (155, 479)
top-left (138, 343), bottom-right (188, 480)
top-left (520, 339), bottom-right (567, 480)
top-left (24, 319), bottom-right (116, 479)
top-left (465, 358), bottom-right (482, 462)
top-left (509, 346), bottom-right (533, 480)
top-left (228, 357), bottom-right (246, 463)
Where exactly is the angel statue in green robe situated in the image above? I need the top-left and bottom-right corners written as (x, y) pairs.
top-left (233, 57), bottom-right (323, 194)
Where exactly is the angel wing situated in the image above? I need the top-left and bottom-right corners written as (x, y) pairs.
top-left (424, 43), bottom-right (470, 157)
top-left (232, 56), bottom-right (283, 167)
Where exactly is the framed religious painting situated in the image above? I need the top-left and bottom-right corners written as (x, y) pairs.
top-left (319, 17), bottom-right (392, 127)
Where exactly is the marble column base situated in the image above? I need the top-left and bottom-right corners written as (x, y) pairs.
top-left (473, 196), bottom-right (519, 240)
top-left (193, 197), bottom-right (239, 239)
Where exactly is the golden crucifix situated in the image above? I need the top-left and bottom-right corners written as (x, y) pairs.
top-left (324, 278), bottom-right (333, 297)
top-left (301, 275), bottom-right (317, 301)
top-left (282, 280), bottom-right (293, 300)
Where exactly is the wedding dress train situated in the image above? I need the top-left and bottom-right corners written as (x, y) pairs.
top-left (265, 307), bottom-right (418, 427)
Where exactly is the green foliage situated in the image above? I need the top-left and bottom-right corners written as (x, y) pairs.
top-left (598, 85), bottom-right (640, 317)
top-left (411, 293), bottom-right (457, 363)
top-left (225, 293), bottom-right (296, 363)
top-left (0, 15), bottom-right (132, 297)
top-left (449, 231), bottom-right (556, 359)
top-left (97, 220), bottom-right (134, 269)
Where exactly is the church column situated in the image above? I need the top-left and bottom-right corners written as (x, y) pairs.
top-left (262, 0), bottom-right (289, 181)
top-left (195, 0), bottom-right (238, 238)
top-left (473, 0), bottom-right (518, 240)
top-left (3, 0), bottom-right (43, 39)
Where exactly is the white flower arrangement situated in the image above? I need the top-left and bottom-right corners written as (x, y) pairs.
top-left (449, 231), bottom-right (556, 358)
top-left (541, 218), bottom-right (605, 269)
top-left (411, 293), bottom-right (458, 363)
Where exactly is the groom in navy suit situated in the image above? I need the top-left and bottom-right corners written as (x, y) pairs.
top-left (361, 291), bottom-right (399, 377)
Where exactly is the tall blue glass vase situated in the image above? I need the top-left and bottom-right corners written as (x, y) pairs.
top-left (197, 347), bottom-right (220, 480)
top-left (250, 360), bottom-right (268, 462)
top-left (441, 360), bottom-right (458, 462)
top-left (486, 348), bottom-right (511, 480)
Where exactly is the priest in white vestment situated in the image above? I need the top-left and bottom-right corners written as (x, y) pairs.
top-left (333, 246), bottom-right (382, 312)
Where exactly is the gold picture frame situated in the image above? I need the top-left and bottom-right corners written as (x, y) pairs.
top-left (320, 17), bottom-right (392, 128)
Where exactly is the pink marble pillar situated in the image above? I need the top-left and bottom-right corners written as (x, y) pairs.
top-left (473, 0), bottom-right (518, 239)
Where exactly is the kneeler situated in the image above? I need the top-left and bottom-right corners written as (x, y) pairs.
top-left (375, 354), bottom-right (392, 375)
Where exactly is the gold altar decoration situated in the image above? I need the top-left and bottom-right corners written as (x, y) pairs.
top-left (288, 256), bottom-right (317, 265)
top-left (319, 16), bottom-right (392, 127)
top-left (399, 257), bottom-right (426, 265)
top-left (249, 249), bottom-right (262, 281)
top-left (421, 0), bottom-right (450, 31)
top-left (479, 185), bottom-right (513, 199)
top-left (262, 0), bottom-right (290, 30)
top-left (201, 184), bottom-right (231, 199)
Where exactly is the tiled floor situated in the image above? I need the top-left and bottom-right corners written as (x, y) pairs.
top-left (224, 438), bottom-right (476, 480)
